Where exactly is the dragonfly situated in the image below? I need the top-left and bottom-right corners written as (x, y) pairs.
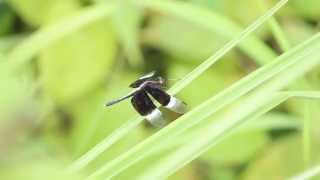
top-left (105, 71), bottom-right (186, 127)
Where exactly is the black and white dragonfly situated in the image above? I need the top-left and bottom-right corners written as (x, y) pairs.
top-left (105, 71), bottom-right (186, 127)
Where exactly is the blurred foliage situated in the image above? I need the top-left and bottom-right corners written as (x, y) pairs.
top-left (0, 0), bottom-right (320, 180)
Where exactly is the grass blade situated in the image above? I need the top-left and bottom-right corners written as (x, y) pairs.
top-left (257, 0), bottom-right (291, 51)
top-left (73, 0), bottom-right (288, 175)
top-left (141, 91), bottom-right (320, 163)
top-left (167, 0), bottom-right (288, 94)
top-left (67, 115), bottom-right (142, 173)
top-left (290, 165), bottom-right (320, 180)
top-left (90, 32), bottom-right (320, 179)
top-left (138, 44), bottom-right (320, 179)
top-left (112, 2), bottom-right (143, 66)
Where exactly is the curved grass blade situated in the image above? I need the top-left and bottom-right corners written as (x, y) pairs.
top-left (70, 0), bottom-right (289, 174)
top-left (138, 42), bottom-right (320, 180)
top-left (88, 32), bottom-right (320, 179)
top-left (67, 115), bottom-right (142, 173)
top-left (257, 0), bottom-right (291, 52)
top-left (290, 165), bottom-right (320, 180)
top-left (112, 2), bottom-right (144, 66)
top-left (168, 0), bottom-right (288, 95)
top-left (141, 91), bottom-right (320, 160)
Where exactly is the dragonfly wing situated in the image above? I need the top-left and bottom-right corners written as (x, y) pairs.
top-left (145, 85), bottom-right (187, 114)
top-left (131, 90), bottom-right (166, 127)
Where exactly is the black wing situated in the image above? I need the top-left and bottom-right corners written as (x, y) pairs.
top-left (131, 90), bottom-right (157, 116)
top-left (144, 85), bottom-right (170, 106)
top-left (145, 85), bottom-right (186, 114)
top-left (131, 90), bottom-right (165, 127)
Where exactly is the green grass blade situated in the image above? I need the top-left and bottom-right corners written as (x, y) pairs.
top-left (74, 0), bottom-right (288, 176)
top-left (138, 47), bottom-right (320, 179)
top-left (70, 0), bottom-right (288, 173)
top-left (6, 3), bottom-right (115, 70)
top-left (89, 29), bottom-right (320, 180)
top-left (257, 0), bottom-right (291, 51)
top-left (92, 32), bottom-right (320, 179)
top-left (266, 18), bottom-right (291, 51)
top-left (112, 2), bottom-right (143, 66)
top-left (258, 0), bottom-right (311, 168)
top-left (286, 91), bottom-right (320, 99)
top-left (167, 0), bottom-right (288, 94)
top-left (0, 52), bottom-right (4, 60)
top-left (139, 0), bottom-right (278, 65)
top-left (290, 165), bottom-right (320, 180)
top-left (258, 0), bottom-right (311, 169)
top-left (237, 112), bottom-right (300, 132)
top-left (142, 91), bottom-right (320, 161)
top-left (67, 115), bottom-right (142, 173)
top-left (302, 101), bottom-right (311, 168)
top-left (0, 34), bottom-right (27, 53)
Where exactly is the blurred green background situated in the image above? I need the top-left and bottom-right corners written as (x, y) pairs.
top-left (0, 0), bottom-right (320, 179)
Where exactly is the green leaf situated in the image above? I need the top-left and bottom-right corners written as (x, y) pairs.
top-left (112, 1), bottom-right (143, 66)
top-left (143, 15), bottom-right (231, 62)
top-left (139, 0), bottom-right (277, 65)
top-left (7, 0), bottom-right (79, 26)
top-left (39, 19), bottom-right (117, 103)
top-left (0, 160), bottom-right (84, 180)
top-left (291, 0), bottom-right (320, 20)
top-left (6, 3), bottom-right (116, 70)
top-left (0, 34), bottom-right (27, 53)
top-left (0, 63), bottom-right (31, 121)
top-left (0, 2), bottom-right (15, 36)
